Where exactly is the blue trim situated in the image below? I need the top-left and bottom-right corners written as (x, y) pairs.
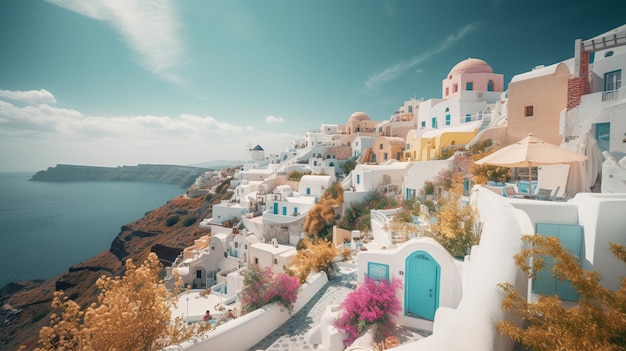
top-left (367, 262), bottom-right (389, 282)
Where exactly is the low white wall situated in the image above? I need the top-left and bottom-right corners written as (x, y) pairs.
top-left (573, 193), bottom-right (626, 291)
top-left (165, 271), bottom-right (329, 351)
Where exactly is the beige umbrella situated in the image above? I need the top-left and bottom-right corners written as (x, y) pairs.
top-left (475, 134), bottom-right (588, 195)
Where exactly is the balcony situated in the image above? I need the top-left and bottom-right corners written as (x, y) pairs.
top-left (602, 89), bottom-right (619, 102)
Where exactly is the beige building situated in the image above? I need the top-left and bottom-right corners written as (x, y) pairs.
top-left (506, 61), bottom-right (572, 146)
top-left (369, 136), bottom-right (406, 164)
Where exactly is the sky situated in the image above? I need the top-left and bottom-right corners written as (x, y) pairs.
top-left (0, 0), bottom-right (624, 172)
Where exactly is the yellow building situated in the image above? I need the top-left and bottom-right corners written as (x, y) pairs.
top-left (418, 124), bottom-right (479, 160)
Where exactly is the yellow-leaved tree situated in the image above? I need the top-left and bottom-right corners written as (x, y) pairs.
top-left (422, 175), bottom-right (478, 258)
top-left (303, 182), bottom-right (344, 238)
top-left (286, 238), bottom-right (338, 283)
top-left (498, 235), bottom-right (626, 350)
top-left (30, 253), bottom-right (209, 351)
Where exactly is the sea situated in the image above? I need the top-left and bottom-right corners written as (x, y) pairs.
top-left (0, 172), bottom-right (185, 288)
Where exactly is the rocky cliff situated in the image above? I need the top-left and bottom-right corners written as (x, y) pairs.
top-left (1, 169), bottom-right (236, 350)
top-left (30, 164), bottom-right (213, 187)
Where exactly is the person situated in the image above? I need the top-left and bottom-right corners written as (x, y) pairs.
top-left (203, 310), bottom-right (211, 322)
top-left (227, 309), bottom-right (237, 319)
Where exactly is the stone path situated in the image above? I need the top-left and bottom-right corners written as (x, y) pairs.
top-left (248, 277), bottom-right (430, 351)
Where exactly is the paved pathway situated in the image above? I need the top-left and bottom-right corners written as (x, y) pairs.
top-left (248, 277), bottom-right (430, 351)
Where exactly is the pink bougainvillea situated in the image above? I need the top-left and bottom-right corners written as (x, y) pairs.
top-left (239, 265), bottom-right (300, 315)
top-left (333, 277), bottom-right (403, 346)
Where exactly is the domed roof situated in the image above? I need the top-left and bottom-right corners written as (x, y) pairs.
top-left (449, 58), bottom-right (493, 76)
top-left (349, 111), bottom-right (370, 122)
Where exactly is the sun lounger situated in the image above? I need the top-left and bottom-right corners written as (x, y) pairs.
top-left (502, 186), bottom-right (524, 198)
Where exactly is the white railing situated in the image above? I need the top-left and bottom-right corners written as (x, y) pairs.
top-left (602, 89), bottom-right (619, 102)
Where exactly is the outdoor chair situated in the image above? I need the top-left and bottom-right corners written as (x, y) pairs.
top-left (549, 186), bottom-right (568, 201)
top-left (502, 186), bottom-right (524, 198)
top-left (535, 188), bottom-right (552, 200)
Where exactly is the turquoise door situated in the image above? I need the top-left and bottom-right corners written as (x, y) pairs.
top-left (273, 202), bottom-right (278, 215)
top-left (405, 251), bottom-right (440, 320)
top-left (534, 223), bottom-right (583, 301)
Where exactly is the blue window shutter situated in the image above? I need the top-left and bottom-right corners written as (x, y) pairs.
top-left (533, 223), bottom-right (583, 301)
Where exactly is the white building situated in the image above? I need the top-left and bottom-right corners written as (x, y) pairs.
top-left (355, 188), bottom-right (626, 351)
top-left (249, 239), bottom-right (297, 275)
top-left (562, 24), bottom-right (626, 160)
top-left (352, 135), bottom-right (376, 159)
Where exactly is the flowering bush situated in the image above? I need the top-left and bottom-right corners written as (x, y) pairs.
top-left (333, 277), bottom-right (403, 346)
top-left (239, 265), bottom-right (300, 314)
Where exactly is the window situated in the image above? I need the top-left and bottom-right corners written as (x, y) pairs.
top-left (604, 70), bottom-right (621, 91)
top-left (367, 262), bottom-right (389, 282)
top-left (396, 152), bottom-right (402, 160)
top-left (465, 114), bottom-right (472, 122)
top-left (384, 153), bottom-right (388, 160)
top-left (408, 106), bottom-right (413, 112)
top-left (235, 242), bottom-right (239, 248)
top-left (282, 206), bottom-right (287, 216)
top-left (273, 258), bottom-right (278, 265)
top-left (466, 82), bottom-right (473, 90)
top-left (453, 83), bottom-right (458, 93)
top-left (254, 257), bottom-right (258, 264)
top-left (445, 115), bottom-right (451, 126)
top-left (431, 117), bottom-right (437, 128)
top-left (293, 207), bottom-right (298, 215)
top-left (196, 270), bottom-right (202, 279)
top-left (380, 144), bottom-right (383, 149)
top-left (487, 80), bottom-right (494, 91)
top-left (445, 87), bottom-right (449, 96)
top-left (421, 121), bottom-right (426, 128)
top-left (356, 174), bottom-right (360, 184)
top-left (525, 105), bottom-right (534, 117)
top-left (306, 187), bottom-right (311, 195)
top-left (406, 143), bottom-right (410, 149)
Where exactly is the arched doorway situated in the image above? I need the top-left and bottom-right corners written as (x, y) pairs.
top-left (404, 251), bottom-right (440, 321)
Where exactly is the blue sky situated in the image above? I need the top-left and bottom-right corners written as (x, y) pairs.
top-left (0, 0), bottom-right (623, 172)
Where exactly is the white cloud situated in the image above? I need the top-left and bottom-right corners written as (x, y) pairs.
top-left (0, 89), bottom-right (56, 105)
top-left (363, 22), bottom-right (480, 92)
top-left (265, 115), bottom-right (285, 124)
top-left (46, 0), bottom-right (185, 85)
top-left (0, 92), bottom-right (300, 171)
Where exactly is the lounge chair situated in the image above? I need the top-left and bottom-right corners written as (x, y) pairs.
top-left (536, 188), bottom-right (552, 201)
top-left (502, 186), bottom-right (524, 198)
top-left (549, 186), bottom-right (568, 201)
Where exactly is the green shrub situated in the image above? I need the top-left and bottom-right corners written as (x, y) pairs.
top-left (288, 170), bottom-right (304, 181)
top-left (165, 215), bottom-right (179, 227)
top-left (182, 216), bottom-right (197, 227)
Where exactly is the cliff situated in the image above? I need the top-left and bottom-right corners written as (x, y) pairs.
top-left (30, 164), bottom-right (213, 187)
top-left (1, 169), bottom-right (236, 350)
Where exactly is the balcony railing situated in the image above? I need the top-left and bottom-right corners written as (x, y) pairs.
top-left (602, 89), bottom-right (619, 102)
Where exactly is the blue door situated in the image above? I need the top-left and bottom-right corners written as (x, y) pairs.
top-left (273, 202), bottom-right (278, 215)
top-left (405, 251), bottom-right (439, 320)
top-left (534, 223), bottom-right (583, 301)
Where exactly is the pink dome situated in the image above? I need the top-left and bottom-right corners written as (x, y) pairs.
top-left (349, 111), bottom-right (370, 122)
top-left (449, 58), bottom-right (493, 76)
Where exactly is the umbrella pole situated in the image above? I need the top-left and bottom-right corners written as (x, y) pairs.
top-left (528, 165), bottom-right (533, 196)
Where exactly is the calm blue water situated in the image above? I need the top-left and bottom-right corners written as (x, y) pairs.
top-left (0, 173), bottom-right (184, 288)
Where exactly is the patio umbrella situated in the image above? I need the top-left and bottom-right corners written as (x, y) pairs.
top-left (474, 134), bottom-right (588, 195)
